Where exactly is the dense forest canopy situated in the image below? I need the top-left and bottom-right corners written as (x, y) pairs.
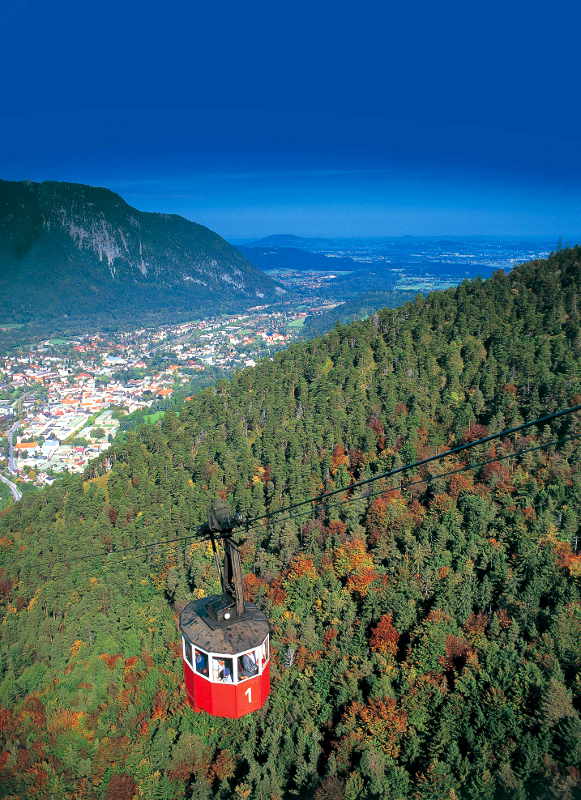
top-left (0, 248), bottom-right (579, 799)
top-left (301, 291), bottom-right (420, 338)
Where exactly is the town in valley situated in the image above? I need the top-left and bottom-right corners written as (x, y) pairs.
top-left (0, 303), bottom-right (323, 494)
top-left (0, 236), bottom-right (552, 501)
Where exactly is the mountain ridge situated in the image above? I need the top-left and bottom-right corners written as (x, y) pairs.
top-left (0, 179), bottom-right (284, 323)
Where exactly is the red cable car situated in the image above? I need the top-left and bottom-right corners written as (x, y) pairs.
top-left (179, 504), bottom-right (270, 718)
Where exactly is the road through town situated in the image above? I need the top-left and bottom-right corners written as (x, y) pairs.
top-left (0, 471), bottom-right (22, 502)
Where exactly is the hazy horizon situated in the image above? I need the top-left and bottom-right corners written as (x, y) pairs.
top-left (2, 2), bottom-right (580, 239)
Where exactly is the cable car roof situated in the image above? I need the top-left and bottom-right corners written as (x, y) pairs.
top-left (180, 596), bottom-right (269, 653)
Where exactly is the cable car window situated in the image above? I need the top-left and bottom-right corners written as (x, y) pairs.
top-left (257, 641), bottom-right (266, 669)
top-left (238, 650), bottom-right (259, 681)
top-left (264, 636), bottom-right (270, 662)
top-left (194, 649), bottom-right (208, 676)
top-left (258, 637), bottom-right (269, 665)
top-left (212, 656), bottom-right (233, 683)
top-left (184, 639), bottom-right (193, 666)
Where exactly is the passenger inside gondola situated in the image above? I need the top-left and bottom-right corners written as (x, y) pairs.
top-left (195, 649), bottom-right (209, 676)
top-left (238, 650), bottom-right (259, 679)
top-left (213, 657), bottom-right (233, 682)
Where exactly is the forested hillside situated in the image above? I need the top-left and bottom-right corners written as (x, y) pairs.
top-left (0, 249), bottom-right (579, 800)
top-left (301, 290), bottom-right (419, 338)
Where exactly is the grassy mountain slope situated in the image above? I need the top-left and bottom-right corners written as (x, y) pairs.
top-left (0, 248), bottom-right (579, 799)
top-left (0, 180), bottom-right (284, 324)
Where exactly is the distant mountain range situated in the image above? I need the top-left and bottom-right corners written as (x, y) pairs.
top-left (248, 234), bottom-right (338, 250)
top-left (239, 245), bottom-right (361, 271)
top-left (0, 180), bottom-right (284, 324)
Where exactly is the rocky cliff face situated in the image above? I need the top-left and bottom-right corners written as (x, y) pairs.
top-left (0, 180), bottom-right (284, 322)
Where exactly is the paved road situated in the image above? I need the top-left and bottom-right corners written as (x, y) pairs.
top-left (0, 472), bottom-right (22, 502)
top-left (7, 420), bottom-right (19, 475)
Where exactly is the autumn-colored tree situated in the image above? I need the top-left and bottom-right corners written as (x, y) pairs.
top-left (370, 613), bottom-right (400, 656)
top-left (105, 775), bottom-right (137, 800)
top-left (341, 697), bottom-right (408, 757)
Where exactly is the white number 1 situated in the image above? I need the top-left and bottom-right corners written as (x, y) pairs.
top-left (244, 687), bottom-right (252, 703)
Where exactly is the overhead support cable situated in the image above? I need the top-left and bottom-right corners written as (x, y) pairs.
top-left (241, 404), bottom-right (581, 526)
top-left (41, 430), bottom-right (579, 577)
top-left (244, 432), bottom-right (580, 535)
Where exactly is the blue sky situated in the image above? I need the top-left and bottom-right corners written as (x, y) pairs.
top-left (1, 0), bottom-right (580, 239)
